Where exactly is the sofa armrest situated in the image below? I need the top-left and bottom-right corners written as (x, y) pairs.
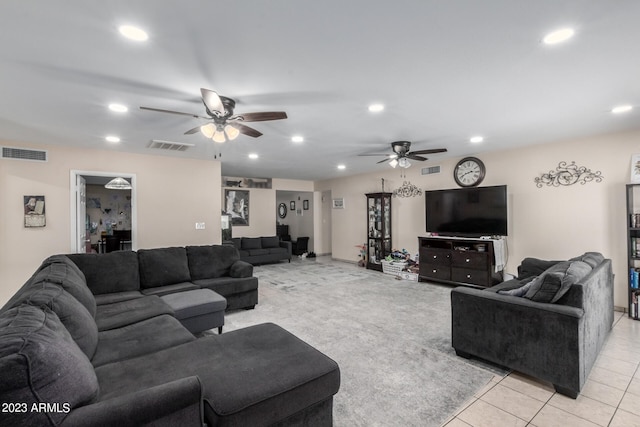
top-left (61, 377), bottom-right (203, 427)
top-left (280, 240), bottom-right (292, 257)
top-left (230, 260), bottom-right (253, 278)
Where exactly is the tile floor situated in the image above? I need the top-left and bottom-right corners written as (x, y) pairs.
top-left (443, 311), bottom-right (640, 427)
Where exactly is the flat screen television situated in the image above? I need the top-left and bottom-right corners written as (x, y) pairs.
top-left (425, 185), bottom-right (508, 237)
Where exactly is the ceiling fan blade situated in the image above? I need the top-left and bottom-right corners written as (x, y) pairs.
top-left (234, 123), bottom-right (263, 138)
top-left (233, 111), bottom-right (288, 122)
top-left (376, 158), bottom-right (391, 164)
top-left (407, 154), bottom-right (428, 161)
top-left (184, 125), bottom-right (202, 135)
top-left (410, 148), bottom-right (448, 155)
top-left (200, 88), bottom-right (224, 114)
top-left (140, 106), bottom-right (207, 119)
top-left (358, 153), bottom-right (393, 157)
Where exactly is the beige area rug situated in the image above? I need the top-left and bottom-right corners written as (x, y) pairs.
top-left (222, 257), bottom-right (507, 427)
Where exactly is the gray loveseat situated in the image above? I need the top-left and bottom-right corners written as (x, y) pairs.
top-left (225, 236), bottom-right (292, 265)
top-left (0, 246), bottom-right (341, 426)
top-left (451, 252), bottom-right (613, 398)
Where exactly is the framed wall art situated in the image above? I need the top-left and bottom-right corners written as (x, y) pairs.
top-left (303, 199), bottom-right (309, 210)
top-left (224, 189), bottom-right (249, 226)
top-left (24, 195), bottom-right (46, 227)
top-left (332, 198), bottom-right (344, 209)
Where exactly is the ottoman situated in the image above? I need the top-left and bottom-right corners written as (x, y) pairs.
top-left (161, 289), bottom-right (227, 334)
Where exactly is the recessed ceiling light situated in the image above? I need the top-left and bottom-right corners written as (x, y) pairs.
top-left (291, 135), bottom-right (304, 143)
top-left (611, 105), bottom-right (633, 114)
top-left (543, 28), bottom-right (575, 45)
top-left (470, 136), bottom-right (484, 143)
top-left (105, 136), bottom-right (121, 143)
top-left (337, 164), bottom-right (346, 170)
top-left (118, 25), bottom-right (148, 42)
top-left (248, 153), bottom-right (259, 159)
top-left (368, 104), bottom-right (384, 113)
top-left (108, 103), bottom-right (128, 113)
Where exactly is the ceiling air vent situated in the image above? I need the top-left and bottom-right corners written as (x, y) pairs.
top-left (421, 165), bottom-right (441, 175)
top-left (1, 146), bottom-right (48, 162)
top-left (147, 140), bottom-right (194, 151)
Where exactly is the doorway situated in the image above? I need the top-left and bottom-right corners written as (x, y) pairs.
top-left (69, 170), bottom-right (137, 253)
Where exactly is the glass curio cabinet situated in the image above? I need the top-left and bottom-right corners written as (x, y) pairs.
top-left (366, 192), bottom-right (392, 271)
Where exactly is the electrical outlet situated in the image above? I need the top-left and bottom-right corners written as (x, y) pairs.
top-left (195, 222), bottom-right (205, 230)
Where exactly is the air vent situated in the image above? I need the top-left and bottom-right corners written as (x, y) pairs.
top-left (421, 165), bottom-right (441, 175)
top-left (147, 140), bottom-right (194, 151)
top-left (1, 146), bottom-right (48, 162)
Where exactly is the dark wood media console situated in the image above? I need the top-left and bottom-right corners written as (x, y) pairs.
top-left (418, 236), bottom-right (502, 288)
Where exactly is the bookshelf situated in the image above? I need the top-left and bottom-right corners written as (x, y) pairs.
top-left (627, 184), bottom-right (640, 318)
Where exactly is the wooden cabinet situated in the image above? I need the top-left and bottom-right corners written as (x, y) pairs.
top-left (366, 192), bottom-right (392, 271)
top-left (418, 236), bottom-right (498, 287)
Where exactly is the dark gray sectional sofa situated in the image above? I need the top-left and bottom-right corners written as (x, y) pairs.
top-left (0, 245), bottom-right (341, 426)
top-left (451, 252), bottom-right (613, 398)
top-left (225, 236), bottom-right (292, 265)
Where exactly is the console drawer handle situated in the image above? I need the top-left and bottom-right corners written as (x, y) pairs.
top-left (466, 274), bottom-right (471, 278)
top-left (433, 269), bottom-right (437, 273)
top-left (465, 258), bottom-right (470, 263)
top-left (433, 255), bottom-right (437, 259)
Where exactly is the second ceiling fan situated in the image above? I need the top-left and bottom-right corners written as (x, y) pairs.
top-left (361, 141), bottom-right (447, 168)
top-left (140, 88), bottom-right (287, 143)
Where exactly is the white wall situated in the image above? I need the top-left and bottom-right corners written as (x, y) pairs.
top-left (0, 140), bottom-right (221, 306)
top-left (317, 129), bottom-right (640, 309)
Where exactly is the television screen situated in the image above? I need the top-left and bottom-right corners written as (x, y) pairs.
top-left (425, 185), bottom-right (507, 237)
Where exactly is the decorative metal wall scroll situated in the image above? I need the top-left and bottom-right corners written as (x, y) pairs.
top-left (534, 161), bottom-right (603, 188)
top-left (393, 181), bottom-right (423, 197)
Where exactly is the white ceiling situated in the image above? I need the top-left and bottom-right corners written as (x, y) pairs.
top-left (1, 1), bottom-right (639, 181)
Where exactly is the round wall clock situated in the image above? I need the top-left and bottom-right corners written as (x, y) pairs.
top-left (278, 203), bottom-right (287, 218)
top-left (454, 157), bottom-right (486, 187)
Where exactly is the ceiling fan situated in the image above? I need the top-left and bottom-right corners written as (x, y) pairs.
top-left (360, 141), bottom-right (447, 168)
top-left (140, 88), bottom-right (287, 143)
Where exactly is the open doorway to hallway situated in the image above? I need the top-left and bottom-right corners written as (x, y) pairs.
top-left (70, 170), bottom-right (137, 254)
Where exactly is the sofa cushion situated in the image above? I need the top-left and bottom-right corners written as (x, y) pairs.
top-left (570, 252), bottom-right (605, 268)
top-left (138, 247), bottom-right (192, 289)
top-left (228, 238), bottom-right (241, 250)
top-left (68, 251), bottom-right (140, 295)
top-left (32, 255), bottom-right (97, 317)
top-left (248, 248), bottom-right (269, 256)
top-left (517, 258), bottom-right (563, 280)
top-left (95, 296), bottom-right (173, 331)
top-left (192, 276), bottom-right (259, 298)
top-left (261, 236), bottom-right (280, 248)
top-left (496, 277), bottom-right (537, 297)
top-left (94, 323), bottom-right (339, 427)
top-left (16, 283), bottom-right (98, 359)
top-left (186, 245), bottom-right (240, 279)
top-left (94, 291), bottom-right (144, 306)
top-left (524, 260), bottom-right (592, 303)
top-left (0, 305), bottom-right (99, 427)
top-left (140, 282), bottom-right (200, 297)
top-left (91, 315), bottom-right (195, 367)
top-left (267, 247), bottom-right (288, 256)
top-left (241, 237), bottom-right (262, 250)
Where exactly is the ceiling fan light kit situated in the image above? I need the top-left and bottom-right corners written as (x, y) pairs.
top-left (141, 88), bottom-right (287, 144)
top-left (361, 141), bottom-right (447, 169)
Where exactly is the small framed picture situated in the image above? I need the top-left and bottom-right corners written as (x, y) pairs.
top-left (631, 154), bottom-right (640, 183)
top-left (290, 201), bottom-right (295, 210)
top-left (303, 199), bottom-right (309, 210)
top-left (332, 198), bottom-right (344, 209)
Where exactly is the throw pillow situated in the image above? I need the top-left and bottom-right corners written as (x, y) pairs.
top-left (497, 276), bottom-right (538, 297)
top-left (523, 273), bottom-right (563, 303)
top-left (516, 258), bottom-right (563, 280)
top-left (524, 260), bottom-right (592, 303)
